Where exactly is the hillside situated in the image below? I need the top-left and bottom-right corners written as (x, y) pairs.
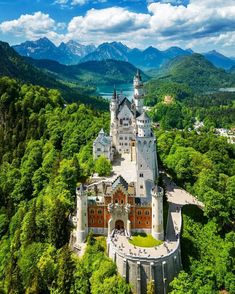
top-left (26, 58), bottom-right (148, 85)
top-left (0, 40), bottom-right (61, 89)
top-left (160, 53), bottom-right (235, 91)
top-left (0, 41), bottom-right (107, 108)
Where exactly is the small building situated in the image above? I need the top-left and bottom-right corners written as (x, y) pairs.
top-left (93, 129), bottom-right (113, 161)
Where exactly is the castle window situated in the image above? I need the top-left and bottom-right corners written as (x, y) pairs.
top-left (98, 209), bottom-right (102, 215)
top-left (139, 173), bottom-right (143, 178)
top-left (137, 210), bottom-right (142, 215)
top-left (120, 137), bottom-right (123, 140)
top-left (145, 210), bottom-right (150, 216)
top-left (90, 209), bottom-right (94, 214)
top-left (115, 199), bottom-right (118, 203)
top-left (97, 148), bottom-right (101, 151)
top-left (121, 199), bottom-right (124, 204)
top-left (140, 185), bottom-right (143, 189)
top-left (120, 119), bottom-right (123, 125)
top-left (146, 221), bottom-right (149, 225)
top-left (98, 220), bottom-right (102, 224)
top-left (138, 221), bottom-right (141, 224)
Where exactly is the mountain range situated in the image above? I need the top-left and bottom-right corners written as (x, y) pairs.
top-left (13, 37), bottom-right (96, 65)
top-left (0, 40), bottom-right (109, 109)
top-left (13, 38), bottom-right (235, 70)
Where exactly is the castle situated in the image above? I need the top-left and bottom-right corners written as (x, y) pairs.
top-left (72, 71), bottom-right (182, 294)
top-left (75, 70), bottom-right (163, 243)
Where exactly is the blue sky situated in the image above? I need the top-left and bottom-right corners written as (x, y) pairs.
top-left (0, 0), bottom-right (234, 56)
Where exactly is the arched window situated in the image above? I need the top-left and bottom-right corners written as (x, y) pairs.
top-left (90, 209), bottom-right (94, 214)
top-left (145, 210), bottom-right (150, 216)
top-left (98, 209), bottom-right (102, 215)
top-left (137, 210), bottom-right (142, 216)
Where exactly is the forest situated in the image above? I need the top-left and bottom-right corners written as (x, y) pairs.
top-left (0, 60), bottom-right (234, 293)
top-left (155, 130), bottom-right (235, 293)
top-left (145, 79), bottom-right (235, 130)
top-left (0, 76), bottom-right (130, 293)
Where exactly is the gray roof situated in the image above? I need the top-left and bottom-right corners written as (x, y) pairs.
top-left (94, 129), bottom-right (111, 146)
top-left (112, 175), bottom-right (128, 191)
top-left (136, 112), bottom-right (150, 121)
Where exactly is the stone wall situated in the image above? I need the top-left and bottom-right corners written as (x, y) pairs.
top-left (107, 203), bottom-right (183, 294)
top-left (108, 240), bottom-right (182, 294)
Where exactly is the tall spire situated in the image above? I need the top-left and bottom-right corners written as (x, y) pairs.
top-left (112, 86), bottom-right (117, 100)
top-left (136, 69), bottom-right (142, 80)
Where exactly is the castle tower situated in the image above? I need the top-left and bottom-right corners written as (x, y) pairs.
top-left (135, 112), bottom-right (158, 198)
top-left (76, 184), bottom-right (88, 244)
top-left (151, 186), bottom-right (164, 240)
top-left (133, 69), bottom-right (144, 114)
top-left (110, 89), bottom-right (118, 146)
top-left (110, 88), bottom-right (117, 127)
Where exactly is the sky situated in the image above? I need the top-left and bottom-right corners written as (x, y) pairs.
top-left (0, 0), bottom-right (235, 56)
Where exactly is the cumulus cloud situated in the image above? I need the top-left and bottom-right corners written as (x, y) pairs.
top-left (148, 1), bottom-right (235, 40)
top-left (64, 1), bottom-right (235, 52)
top-left (0, 11), bottom-right (66, 44)
top-left (67, 7), bottom-right (150, 42)
top-left (0, 12), bottom-right (55, 37)
top-left (1, 0), bottom-right (235, 54)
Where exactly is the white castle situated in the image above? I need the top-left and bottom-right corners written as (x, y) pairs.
top-left (72, 71), bottom-right (183, 294)
top-left (91, 70), bottom-right (163, 240)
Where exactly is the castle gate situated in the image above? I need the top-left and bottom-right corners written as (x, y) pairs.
top-left (115, 220), bottom-right (124, 230)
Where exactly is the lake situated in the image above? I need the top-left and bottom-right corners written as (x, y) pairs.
top-left (97, 83), bottom-right (134, 100)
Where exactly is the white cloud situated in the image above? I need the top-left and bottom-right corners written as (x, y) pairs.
top-left (1, 0), bottom-right (235, 55)
top-left (0, 11), bottom-right (67, 45)
top-left (0, 12), bottom-right (55, 38)
top-left (67, 7), bottom-right (150, 43)
top-left (71, 0), bottom-right (88, 5)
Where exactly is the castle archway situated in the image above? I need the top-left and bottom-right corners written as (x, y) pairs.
top-left (115, 220), bottom-right (124, 230)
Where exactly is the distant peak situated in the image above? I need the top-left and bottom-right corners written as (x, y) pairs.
top-left (37, 37), bottom-right (54, 44)
top-left (66, 40), bottom-right (81, 45)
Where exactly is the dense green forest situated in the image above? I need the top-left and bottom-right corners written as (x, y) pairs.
top-left (0, 77), bottom-right (131, 293)
top-left (145, 80), bottom-right (235, 129)
top-left (159, 54), bottom-right (235, 92)
top-left (145, 54), bottom-right (235, 130)
top-left (155, 130), bottom-right (235, 293)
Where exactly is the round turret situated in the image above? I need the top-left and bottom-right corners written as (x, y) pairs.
top-left (133, 69), bottom-right (144, 113)
top-left (136, 112), bottom-right (152, 137)
top-left (110, 89), bottom-right (118, 126)
top-left (151, 185), bottom-right (164, 240)
top-left (134, 69), bottom-right (144, 89)
top-left (76, 184), bottom-right (88, 244)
